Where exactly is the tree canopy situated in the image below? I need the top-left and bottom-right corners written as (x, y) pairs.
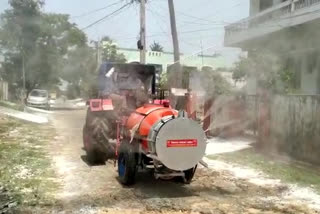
top-left (200, 67), bottom-right (232, 98)
top-left (100, 36), bottom-right (126, 63)
top-left (232, 52), bottom-right (300, 93)
top-left (0, 1), bottom-right (127, 99)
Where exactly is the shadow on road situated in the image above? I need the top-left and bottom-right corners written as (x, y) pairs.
top-left (80, 155), bottom-right (106, 166)
top-left (118, 170), bottom-right (197, 199)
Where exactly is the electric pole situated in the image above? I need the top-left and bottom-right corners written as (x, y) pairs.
top-left (97, 38), bottom-right (101, 67)
top-left (168, 0), bottom-right (183, 109)
top-left (140, 0), bottom-right (146, 64)
top-left (168, 0), bottom-right (180, 65)
top-left (200, 39), bottom-right (204, 67)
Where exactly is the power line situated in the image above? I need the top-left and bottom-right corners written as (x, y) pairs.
top-left (81, 2), bottom-right (132, 31)
top-left (179, 26), bottom-right (223, 34)
top-left (203, 2), bottom-right (243, 21)
top-left (71, 1), bottom-right (123, 19)
top-left (147, 5), bottom-right (225, 39)
top-left (147, 5), bottom-right (171, 35)
top-left (147, 8), bottom-right (171, 37)
top-left (179, 20), bottom-right (230, 26)
top-left (148, 5), bottom-right (229, 26)
top-left (116, 27), bottom-right (223, 42)
top-left (154, 1), bottom-right (245, 26)
top-left (176, 11), bottom-right (223, 24)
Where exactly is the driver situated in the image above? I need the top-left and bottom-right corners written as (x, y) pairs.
top-left (98, 63), bottom-right (127, 111)
top-left (119, 73), bottom-right (148, 108)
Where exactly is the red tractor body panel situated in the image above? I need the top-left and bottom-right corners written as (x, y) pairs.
top-left (89, 99), bottom-right (114, 112)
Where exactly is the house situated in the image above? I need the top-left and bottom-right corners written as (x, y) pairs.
top-left (224, 0), bottom-right (320, 94)
top-left (117, 48), bottom-right (231, 73)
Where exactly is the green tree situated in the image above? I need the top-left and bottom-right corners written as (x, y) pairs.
top-left (60, 46), bottom-right (97, 98)
top-left (201, 67), bottom-right (232, 98)
top-left (0, 0), bottom-right (43, 94)
top-left (150, 41), bottom-right (164, 52)
top-left (100, 36), bottom-right (126, 63)
top-left (234, 51), bottom-right (299, 93)
top-left (232, 57), bottom-right (250, 86)
top-left (0, 1), bottom-right (93, 97)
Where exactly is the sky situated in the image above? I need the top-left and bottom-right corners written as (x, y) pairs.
top-left (0, 0), bottom-right (249, 55)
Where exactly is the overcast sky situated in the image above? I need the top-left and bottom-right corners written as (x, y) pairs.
top-left (0, 0), bottom-right (249, 55)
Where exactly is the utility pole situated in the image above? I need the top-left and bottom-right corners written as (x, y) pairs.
top-left (140, 0), bottom-right (146, 64)
top-left (97, 38), bottom-right (101, 66)
top-left (200, 39), bottom-right (204, 67)
top-left (168, 0), bottom-right (183, 109)
top-left (168, 0), bottom-right (180, 65)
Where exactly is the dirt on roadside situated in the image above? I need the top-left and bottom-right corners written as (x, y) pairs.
top-left (46, 110), bottom-right (319, 214)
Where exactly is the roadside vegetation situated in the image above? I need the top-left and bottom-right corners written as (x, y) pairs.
top-left (208, 147), bottom-right (320, 193)
top-left (0, 0), bottom-right (127, 100)
top-left (0, 100), bottom-right (24, 111)
top-left (0, 116), bottom-right (58, 213)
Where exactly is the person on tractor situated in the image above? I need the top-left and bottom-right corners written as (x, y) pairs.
top-left (118, 72), bottom-right (148, 109)
top-left (98, 62), bottom-right (128, 113)
top-left (97, 62), bottom-right (148, 114)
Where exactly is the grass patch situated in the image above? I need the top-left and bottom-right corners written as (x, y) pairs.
top-left (207, 148), bottom-right (320, 193)
top-left (0, 116), bottom-right (58, 212)
top-left (0, 101), bottom-right (24, 111)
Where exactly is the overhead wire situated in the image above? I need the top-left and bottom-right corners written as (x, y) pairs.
top-left (147, 5), bottom-right (171, 37)
top-left (203, 2), bottom-right (244, 22)
top-left (113, 0), bottom-right (228, 43)
top-left (81, 2), bottom-right (133, 31)
top-left (115, 27), bottom-right (224, 42)
top-left (148, 1), bottom-right (228, 53)
top-left (71, 1), bottom-right (123, 19)
top-left (104, 3), bottom-right (136, 40)
top-left (80, 0), bottom-right (247, 51)
top-left (154, 0), bottom-right (247, 27)
top-left (148, 3), bottom-right (226, 34)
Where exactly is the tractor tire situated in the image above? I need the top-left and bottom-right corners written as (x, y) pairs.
top-left (174, 165), bottom-right (197, 184)
top-left (83, 124), bottom-right (104, 165)
top-left (118, 142), bottom-right (137, 185)
top-left (183, 165), bottom-right (197, 184)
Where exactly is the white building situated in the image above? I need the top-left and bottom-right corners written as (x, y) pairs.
top-left (117, 48), bottom-right (232, 73)
top-left (225, 0), bottom-right (320, 94)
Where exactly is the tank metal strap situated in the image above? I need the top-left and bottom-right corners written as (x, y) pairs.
top-left (137, 107), bottom-right (166, 133)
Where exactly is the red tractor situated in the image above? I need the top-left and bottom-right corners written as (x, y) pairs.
top-left (83, 63), bottom-right (207, 185)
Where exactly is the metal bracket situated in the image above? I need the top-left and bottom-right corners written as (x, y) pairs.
top-left (199, 159), bottom-right (208, 168)
top-left (146, 154), bottom-right (161, 161)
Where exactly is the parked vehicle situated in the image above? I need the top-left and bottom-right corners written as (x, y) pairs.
top-left (26, 89), bottom-right (50, 110)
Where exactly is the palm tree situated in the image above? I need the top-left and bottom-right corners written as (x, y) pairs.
top-left (150, 41), bottom-right (164, 52)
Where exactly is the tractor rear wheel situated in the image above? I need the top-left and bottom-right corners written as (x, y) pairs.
top-left (83, 124), bottom-right (104, 164)
top-left (118, 142), bottom-right (137, 185)
top-left (182, 165), bottom-right (197, 184)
